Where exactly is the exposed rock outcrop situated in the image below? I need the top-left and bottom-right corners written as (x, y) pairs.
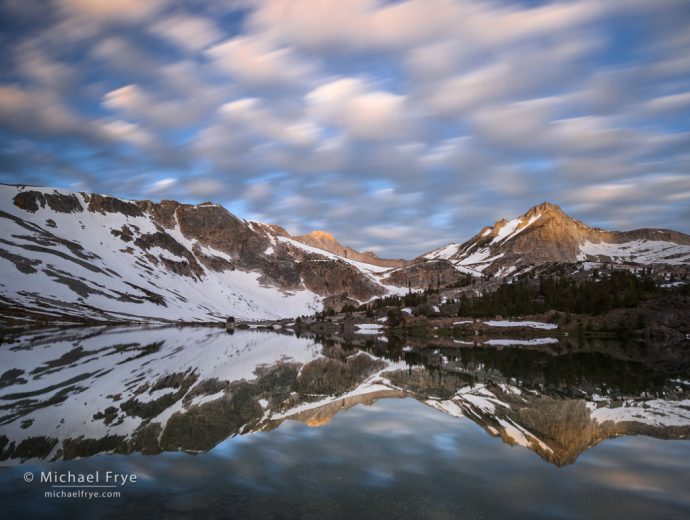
top-left (13, 190), bottom-right (83, 214)
top-left (384, 259), bottom-right (467, 289)
top-left (299, 259), bottom-right (386, 300)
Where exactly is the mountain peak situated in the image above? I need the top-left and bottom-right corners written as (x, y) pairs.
top-left (425, 197), bottom-right (690, 276)
top-left (294, 229), bottom-right (406, 268)
top-left (304, 230), bottom-right (338, 243)
top-left (526, 201), bottom-right (565, 218)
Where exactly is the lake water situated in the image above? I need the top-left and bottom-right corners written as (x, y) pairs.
top-left (1, 326), bottom-right (689, 519)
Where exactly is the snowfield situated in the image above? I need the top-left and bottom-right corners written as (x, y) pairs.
top-left (578, 239), bottom-right (690, 265)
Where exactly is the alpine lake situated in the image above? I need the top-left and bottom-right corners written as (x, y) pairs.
top-left (1, 324), bottom-right (689, 519)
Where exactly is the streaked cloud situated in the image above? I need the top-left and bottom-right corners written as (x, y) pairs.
top-left (0, 0), bottom-right (688, 257)
top-left (150, 14), bottom-right (223, 52)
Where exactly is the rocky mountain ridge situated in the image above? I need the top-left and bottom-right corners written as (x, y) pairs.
top-left (423, 201), bottom-right (690, 277)
top-left (1, 184), bottom-right (405, 323)
top-left (1, 184), bottom-right (689, 323)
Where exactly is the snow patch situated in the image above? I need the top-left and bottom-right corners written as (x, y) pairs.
top-left (578, 239), bottom-right (690, 265)
top-left (354, 323), bottom-right (384, 334)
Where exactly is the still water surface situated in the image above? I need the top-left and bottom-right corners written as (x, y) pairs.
top-left (1, 326), bottom-right (688, 519)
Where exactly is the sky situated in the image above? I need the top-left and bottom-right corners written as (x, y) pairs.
top-left (0, 0), bottom-right (689, 258)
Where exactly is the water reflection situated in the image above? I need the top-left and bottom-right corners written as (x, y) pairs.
top-left (1, 326), bottom-right (688, 469)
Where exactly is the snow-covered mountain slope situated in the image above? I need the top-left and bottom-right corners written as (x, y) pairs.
top-left (3, 184), bottom-right (689, 324)
top-left (0, 184), bottom-right (409, 323)
top-left (423, 202), bottom-right (690, 277)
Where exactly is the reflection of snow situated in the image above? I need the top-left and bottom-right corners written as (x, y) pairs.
top-left (484, 320), bottom-right (557, 330)
top-left (355, 323), bottom-right (384, 334)
top-left (485, 338), bottom-right (559, 346)
top-left (591, 399), bottom-right (690, 427)
top-left (0, 327), bottom-right (323, 463)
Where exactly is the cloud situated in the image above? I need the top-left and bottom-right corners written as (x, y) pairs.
top-left (146, 177), bottom-right (178, 194)
top-left (1, 0), bottom-right (690, 256)
top-left (206, 35), bottom-right (317, 88)
top-left (191, 96), bottom-right (324, 176)
top-left (150, 14), bottom-right (223, 52)
top-left (90, 36), bottom-right (164, 78)
top-left (244, 181), bottom-right (273, 204)
top-left (183, 179), bottom-right (227, 198)
top-left (0, 84), bottom-right (92, 139)
top-left (563, 174), bottom-right (690, 231)
top-left (13, 43), bottom-right (75, 92)
top-left (305, 78), bottom-right (411, 141)
top-left (103, 84), bottom-right (150, 116)
top-left (57, 0), bottom-right (168, 24)
top-left (642, 91), bottom-right (690, 115)
top-left (218, 98), bottom-right (320, 147)
top-left (99, 119), bottom-right (158, 150)
top-left (102, 83), bottom-right (208, 128)
top-left (364, 225), bottom-right (417, 241)
top-left (421, 33), bottom-right (600, 117)
top-left (549, 116), bottom-right (635, 156)
top-left (249, 0), bottom-right (603, 56)
top-left (469, 98), bottom-right (557, 150)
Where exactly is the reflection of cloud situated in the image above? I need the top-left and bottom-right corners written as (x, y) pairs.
top-left (595, 469), bottom-right (665, 494)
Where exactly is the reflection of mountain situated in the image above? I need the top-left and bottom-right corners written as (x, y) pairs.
top-left (417, 380), bottom-right (690, 467)
top-left (0, 327), bottom-right (688, 467)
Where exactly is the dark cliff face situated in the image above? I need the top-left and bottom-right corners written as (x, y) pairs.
top-left (299, 259), bottom-right (386, 300)
top-left (385, 259), bottom-right (466, 289)
top-left (13, 191), bottom-right (83, 214)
